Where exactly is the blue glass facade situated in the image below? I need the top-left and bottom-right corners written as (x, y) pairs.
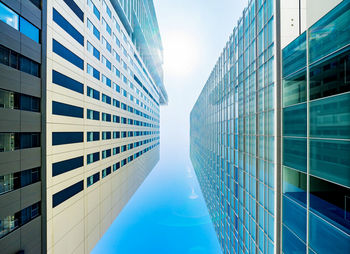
top-left (191, 0), bottom-right (277, 253)
top-left (282, 1), bottom-right (350, 253)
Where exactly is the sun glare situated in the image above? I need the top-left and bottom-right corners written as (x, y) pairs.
top-left (163, 31), bottom-right (198, 76)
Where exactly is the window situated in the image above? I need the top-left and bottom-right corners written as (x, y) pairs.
top-left (283, 138), bottom-right (307, 173)
top-left (87, 109), bottom-right (99, 120)
top-left (87, 172), bottom-right (99, 187)
top-left (53, 39), bottom-right (84, 70)
top-left (53, 8), bottom-right (83, 46)
top-left (102, 113), bottom-right (111, 122)
top-left (113, 162), bottom-right (120, 171)
top-left (0, 89), bottom-right (40, 112)
top-left (87, 41), bottom-right (100, 60)
top-left (113, 115), bottom-right (120, 123)
top-left (102, 167), bottom-right (111, 178)
top-left (102, 149), bottom-right (111, 159)
top-left (113, 98), bottom-right (120, 107)
top-left (63, 0), bottom-right (84, 22)
top-left (113, 66), bottom-right (120, 78)
top-left (103, 0), bottom-right (112, 18)
top-left (87, 19), bottom-right (100, 40)
top-left (0, 2), bottom-right (19, 30)
top-left (52, 132), bottom-right (83, 146)
top-left (114, 34), bottom-right (120, 47)
top-left (52, 70), bottom-right (84, 94)
top-left (113, 17), bottom-right (120, 32)
top-left (282, 32), bottom-right (306, 78)
top-left (102, 56), bottom-right (111, 70)
top-left (102, 94), bottom-right (111, 104)
top-left (102, 18), bottom-right (111, 35)
top-left (102, 37), bottom-right (111, 52)
top-left (52, 181), bottom-right (84, 208)
top-left (52, 101), bottom-right (84, 118)
top-left (19, 17), bottom-right (39, 43)
top-left (283, 103), bottom-right (307, 137)
top-left (102, 131), bottom-right (111, 140)
top-left (102, 75), bottom-right (111, 87)
top-left (87, 131), bottom-right (99, 142)
top-left (87, 0), bottom-right (100, 20)
top-left (87, 152), bottom-right (99, 164)
top-left (87, 86), bottom-right (100, 100)
top-left (113, 131), bottom-right (120, 139)
top-left (114, 50), bottom-right (120, 62)
top-left (52, 156), bottom-right (83, 176)
top-left (87, 63), bottom-right (100, 80)
top-left (0, 167), bottom-right (40, 195)
top-left (113, 147), bottom-right (120, 155)
top-left (0, 45), bottom-right (39, 77)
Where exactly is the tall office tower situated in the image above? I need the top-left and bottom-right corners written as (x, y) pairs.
top-left (190, 0), bottom-right (349, 254)
top-left (0, 0), bottom-right (167, 253)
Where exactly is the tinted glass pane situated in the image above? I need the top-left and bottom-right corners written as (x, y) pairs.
top-left (283, 103), bottom-right (307, 137)
top-left (283, 138), bottom-right (307, 172)
top-left (53, 8), bottom-right (83, 46)
top-left (52, 181), bottom-right (84, 207)
top-left (52, 101), bottom-right (83, 118)
top-left (282, 32), bottom-right (306, 77)
top-left (52, 156), bottom-right (84, 176)
top-left (52, 70), bottom-right (84, 94)
top-left (310, 92), bottom-right (350, 139)
top-left (283, 166), bottom-right (307, 205)
top-left (283, 69), bottom-right (306, 107)
top-left (310, 139), bottom-right (350, 187)
top-left (63, 0), bottom-right (84, 22)
top-left (282, 225), bottom-right (306, 254)
top-left (19, 17), bottom-right (39, 43)
top-left (52, 39), bottom-right (84, 70)
top-left (309, 50), bottom-right (350, 100)
top-left (309, 0), bottom-right (350, 64)
top-left (283, 196), bottom-right (307, 242)
top-left (0, 2), bottom-right (19, 29)
top-left (52, 132), bottom-right (83, 146)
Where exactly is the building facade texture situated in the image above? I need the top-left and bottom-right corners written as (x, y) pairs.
top-left (0, 0), bottom-right (166, 253)
top-left (190, 0), bottom-right (349, 254)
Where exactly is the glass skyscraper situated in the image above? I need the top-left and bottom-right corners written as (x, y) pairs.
top-left (0, 0), bottom-right (166, 253)
top-left (191, 0), bottom-right (349, 253)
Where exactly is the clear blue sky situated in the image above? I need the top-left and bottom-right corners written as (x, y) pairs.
top-left (92, 1), bottom-right (246, 253)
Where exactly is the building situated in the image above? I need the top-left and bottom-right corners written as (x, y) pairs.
top-left (0, 0), bottom-right (167, 253)
top-left (190, 0), bottom-right (349, 253)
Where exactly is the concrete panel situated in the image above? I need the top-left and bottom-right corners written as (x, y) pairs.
top-left (306, 0), bottom-right (343, 28)
top-left (0, 228), bottom-right (21, 254)
top-left (20, 147), bottom-right (41, 170)
top-left (1, 0), bottom-right (20, 13)
top-left (0, 22), bottom-right (21, 53)
top-left (20, 34), bottom-right (42, 63)
top-left (20, 216), bottom-right (41, 254)
top-left (0, 151), bottom-right (21, 172)
top-left (20, 111), bottom-right (41, 132)
top-left (20, 72), bottom-right (41, 98)
top-left (0, 109), bottom-right (21, 132)
top-left (20, 181), bottom-right (41, 209)
top-left (0, 160), bottom-right (20, 175)
top-left (21, 0), bottom-right (41, 29)
top-left (0, 189), bottom-right (20, 218)
top-left (0, 64), bottom-right (21, 94)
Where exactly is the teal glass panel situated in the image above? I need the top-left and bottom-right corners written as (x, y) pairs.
top-left (282, 32), bottom-right (306, 77)
top-left (310, 139), bottom-right (350, 187)
top-left (309, 0), bottom-right (350, 64)
top-left (282, 225), bottom-right (306, 254)
top-left (283, 138), bottom-right (307, 172)
top-left (309, 49), bottom-right (350, 100)
top-left (283, 69), bottom-right (306, 107)
top-left (310, 93), bottom-right (350, 139)
top-left (309, 211), bottom-right (350, 254)
top-left (282, 166), bottom-right (307, 206)
top-left (283, 103), bottom-right (307, 137)
top-left (283, 195), bottom-right (307, 242)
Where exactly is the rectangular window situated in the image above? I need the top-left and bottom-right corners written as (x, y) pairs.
top-left (0, 2), bottom-right (19, 30)
top-left (114, 34), bottom-right (120, 47)
top-left (113, 131), bottom-right (120, 139)
top-left (87, 109), bottom-right (99, 120)
top-left (102, 113), bottom-right (111, 122)
top-left (87, 172), bottom-right (99, 187)
top-left (52, 156), bottom-right (83, 177)
top-left (283, 103), bottom-right (307, 137)
top-left (87, 41), bottom-right (100, 60)
top-left (113, 98), bottom-right (120, 107)
top-left (113, 147), bottom-right (120, 155)
top-left (52, 132), bottom-right (83, 146)
top-left (114, 50), bottom-right (120, 62)
top-left (53, 39), bottom-right (84, 70)
top-left (87, 86), bottom-right (100, 100)
top-left (52, 181), bottom-right (84, 208)
top-left (87, 63), bottom-right (100, 80)
top-left (103, 0), bottom-right (112, 18)
top-left (19, 17), bottom-right (39, 43)
top-left (113, 66), bottom-right (120, 78)
top-left (52, 101), bottom-right (83, 118)
top-left (283, 138), bottom-right (307, 173)
top-left (102, 131), bottom-right (111, 140)
top-left (87, 131), bottom-right (99, 142)
top-left (102, 37), bottom-right (111, 52)
top-left (102, 18), bottom-right (111, 35)
top-left (63, 0), bottom-right (84, 22)
top-left (87, 152), bottom-right (99, 164)
top-left (87, 0), bottom-right (100, 20)
top-left (52, 70), bottom-right (83, 94)
top-left (113, 115), bottom-right (120, 123)
top-left (102, 149), bottom-right (111, 159)
top-left (102, 94), bottom-right (111, 104)
top-left (102, 167), bottom-right (111, 178)
top-left (53, 8), bottom-right (83, 46)
top-left (0, 167), bottom-right (40, 195)
top-left (102, 75), bottom-right (111, 87)
top-left (87, 19), bottom-right (100, 40)
top-left (102, 56), bottom-right (111, 70)
top-left (113, 18), bottom-right (120, 32)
